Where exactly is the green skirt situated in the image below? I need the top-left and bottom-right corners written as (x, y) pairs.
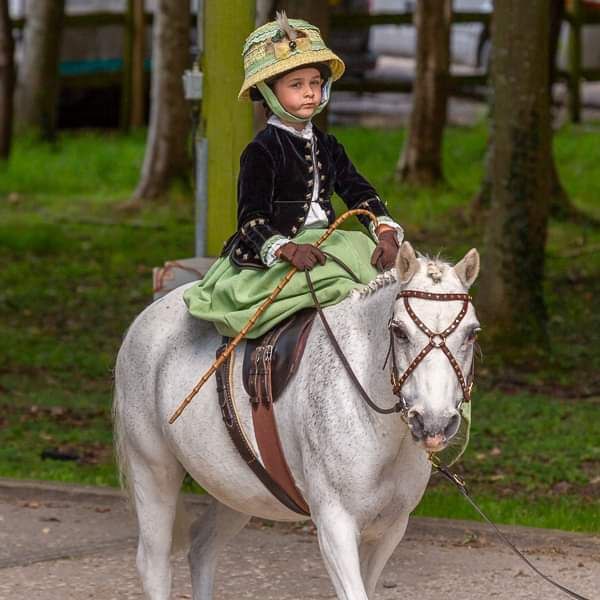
top-left (183, 228), bottom-right (378, 339)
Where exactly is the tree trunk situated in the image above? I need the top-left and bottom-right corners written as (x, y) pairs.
top-left (0, 0), bottom-right (14, 159)
top-left (256, 0), bottom-right (274, 26)
top-left (15, 0), bottom-right (64, 140)
top-left (478, 0), bottom-right (551, 342)
top-left (133, 0), bottom-right (190, 201)
top-left (473, 0), bottom-right (571, 219)
top-left (397, 0), bottom-right (451, 185)
top-left (276, 0), bottom-right (330, 131)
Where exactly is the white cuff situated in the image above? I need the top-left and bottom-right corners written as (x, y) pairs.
top-left (261, 234), bottom-right (291, 267)
top-left (369, 217), bottom-right (404, 245)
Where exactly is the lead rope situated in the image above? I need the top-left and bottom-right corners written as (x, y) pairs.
top-left (430, 456), bottom-right (592, 600)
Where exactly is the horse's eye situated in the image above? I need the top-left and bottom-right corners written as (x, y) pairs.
top-left (392, 324), bottom-right (409, 341)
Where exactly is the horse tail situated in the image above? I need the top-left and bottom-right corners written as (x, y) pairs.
top-left (112, 381), bottom-right (137, 521)
top-left (112, 362), bottom-right (191, 555)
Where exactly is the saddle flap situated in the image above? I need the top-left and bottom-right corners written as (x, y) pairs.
top-left (243, 308), bottom-right (316, 402)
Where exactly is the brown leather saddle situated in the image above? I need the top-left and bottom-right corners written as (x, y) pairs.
top-left (215, 308), bottom-right (316, 516)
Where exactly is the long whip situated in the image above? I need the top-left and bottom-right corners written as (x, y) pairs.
top-left (168, 208), bottom-right (378, 424)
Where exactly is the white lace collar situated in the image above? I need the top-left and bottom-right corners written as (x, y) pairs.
top-left (267, 115), bottom-right (313, 140)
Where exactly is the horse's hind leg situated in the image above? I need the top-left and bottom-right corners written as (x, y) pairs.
top-left (188, 497), bottom-right (250, 600)
top-left (360, 514), bottom-right (409, 599)
top-left (128, 444), bottom-right (186, 600)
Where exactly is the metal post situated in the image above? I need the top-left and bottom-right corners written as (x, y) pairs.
top-left (194, 0), bottom-right (207, 257)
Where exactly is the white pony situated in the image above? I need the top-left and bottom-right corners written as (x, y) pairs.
top-left (113, 242), bottom-right (480, 600)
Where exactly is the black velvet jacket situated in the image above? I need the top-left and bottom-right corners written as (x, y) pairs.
top-left (222, 123), bottom-right (392, 269)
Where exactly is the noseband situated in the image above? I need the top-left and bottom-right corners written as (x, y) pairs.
top-left (387, 290), bottom-right (475, 416)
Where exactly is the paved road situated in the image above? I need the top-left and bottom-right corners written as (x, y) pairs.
top-left (1, 479), bottom-right (599, 600)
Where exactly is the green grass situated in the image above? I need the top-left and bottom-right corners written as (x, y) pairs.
top-left (1, 125), bottom-right (598, 533)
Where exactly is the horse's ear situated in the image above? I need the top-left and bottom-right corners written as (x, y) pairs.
top-left (454, 248), bottom-right (480, 289)
top-left (395, 241), bottom-right (419, 284)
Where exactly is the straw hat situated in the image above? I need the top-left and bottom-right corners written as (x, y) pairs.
top-left (238, 12), bottom-right (345, 101)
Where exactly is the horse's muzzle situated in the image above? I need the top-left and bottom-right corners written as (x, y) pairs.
top-left (407, 407), bottom-right (461, 451)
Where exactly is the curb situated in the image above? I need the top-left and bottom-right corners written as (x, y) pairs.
top-left (1, 478), bottom-right (598, 555)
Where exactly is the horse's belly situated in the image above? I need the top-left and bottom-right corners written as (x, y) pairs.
top-left (160, 344), bottom-right (307, 522)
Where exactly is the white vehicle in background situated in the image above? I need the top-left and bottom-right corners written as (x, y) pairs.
top-left (369, 0), bottom-right (600, 76)
top-left (369, 0), bottom-right (493, 70)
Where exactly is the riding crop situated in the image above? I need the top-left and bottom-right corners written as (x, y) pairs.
top-left (168, 208), bottom-right (379, 424)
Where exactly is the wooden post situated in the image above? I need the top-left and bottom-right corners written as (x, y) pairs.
top-left (203, 1), bottom-right (255, 256)
top-left (122, 0), bottom-right (145, 130)
top-left (0, 0), bottom-right (15, 159)
top-left (568, 0), bottom-right (582, 123)
top-left (130, 0), bottom-right (145, 128)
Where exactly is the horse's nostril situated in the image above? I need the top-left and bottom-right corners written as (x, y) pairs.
top-left (443, 411), bottom-right (461, 440)
top-left (407, 408), bottom-right (425, 439)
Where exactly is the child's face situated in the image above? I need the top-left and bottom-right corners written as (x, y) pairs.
top-left (272, 67), bottom-right (323, 120)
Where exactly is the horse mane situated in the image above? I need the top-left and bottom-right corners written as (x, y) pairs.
top-left (353, 254), bottom-right (450, 300)
top-left (353, 269), bottom-right (397, 299)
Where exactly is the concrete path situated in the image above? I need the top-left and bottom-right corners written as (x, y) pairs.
top-left (1, 479), bottom-right (598, 600)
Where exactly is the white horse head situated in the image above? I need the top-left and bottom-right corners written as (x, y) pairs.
top-left (391, 241), bottom-right (481, 454)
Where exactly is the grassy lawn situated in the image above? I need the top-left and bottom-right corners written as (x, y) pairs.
top-left (0, 125), bottom-right (598, 532)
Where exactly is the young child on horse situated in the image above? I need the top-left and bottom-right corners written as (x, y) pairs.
top-left (184, 13), bottom-right (404, 339)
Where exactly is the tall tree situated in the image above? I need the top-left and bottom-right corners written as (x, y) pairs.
top-left (0, 0), bottom-right (14, 159)
top-left (472, 0), bottom-right (571, 219)
top-left (478, 0), bottom-right (551, 341)
top-left (256, 0), bottom-right (274, 26)
top-left (396, 0), bottom-right (451, 185)
top-left (15, 0), bottom-right (65, 140)
top-left (133, 0), bottom-right (190, 201)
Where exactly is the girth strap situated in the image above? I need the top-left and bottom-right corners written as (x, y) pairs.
top-left (215, 341), bottom-right (310, 516)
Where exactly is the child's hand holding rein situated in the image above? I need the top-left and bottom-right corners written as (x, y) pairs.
top-left (371, 226), bottom-right (400, 272)
top-left (277, 242), bottom-right (327, 271)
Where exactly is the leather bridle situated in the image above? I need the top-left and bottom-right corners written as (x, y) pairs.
top-left (305, 270), bottom-right (475, 420)
top-left (387, 290), bottom-right (475, 418)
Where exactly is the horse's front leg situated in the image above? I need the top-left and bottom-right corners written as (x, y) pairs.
top-left (314, 505), bottom-right (369, 600)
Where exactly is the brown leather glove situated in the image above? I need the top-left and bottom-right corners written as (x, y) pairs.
top-left (277, 242), bottom-right (327, 271)
top-left (371, 229), bottom-right (399, 271)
